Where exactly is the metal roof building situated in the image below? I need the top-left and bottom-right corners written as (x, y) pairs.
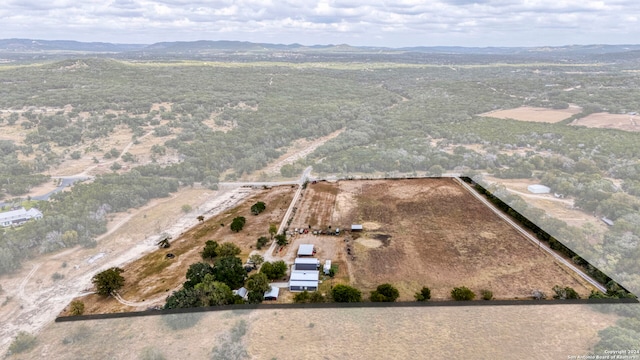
top-left (527, 184), bottom-right (551, 194)
top-left (0, 207), bottom-right (43, 227)
top-left (351, 224), bottom-right (363, 232)
top-left (264, 286), bottom-right (280, 301)
top-left (294, 257), bottom-right (320, 271)
top-left (297, 244), bottom-right (315, 257)
top-left (323, 260), bottom-right (332, 275)
top-left (289, 270), bottom-right (319, 292)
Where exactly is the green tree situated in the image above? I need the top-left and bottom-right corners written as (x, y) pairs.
top-left (331, 284), bottom-right (362, 303)
top-left (184, 262), bottom-right (215, 289)
top-left (217, 242), bottom-right (241, 257)
top-left (91, 267), bottom-right (125, 296)
top-left (552, 285), bottom-right (580, 299)
top-left (370, 283), bottom-right (399, 302)
top-left (194, 274), bottom-right (234, 306)
top-left (268, 223), bottom-right (277, 239)
top-left (230, 216), bottom-right (246, 232)
top-left (201, 240), bottom-right (219, 261)
top-left (69, 300), bottom-right (85, 316)
top-left (164, 287), bottom-right (202, 309)
top-left (245, 273), bottom-right (270, 303)
top-left (275, 234), bottom-right (288, 246)
top-left (256, 236), bottom-right (269, 249)
top-left (451, 286), bottom-right (476, 301)
top-left (260, 260), bottom-right (287, 280)
top-left (294, 290), bottom-right (326, 303)
top-left (249, 254), bottom-right (264, 267)
top-left (415, 287), bottom-right (431, 301)
top-left (197, 215), bottom-right (205, 222)
top-left (250, 201), bottom-right (266, 215)
top-left (213, 256), bottom-right (246, 289)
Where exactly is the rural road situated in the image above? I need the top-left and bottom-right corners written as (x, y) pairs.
top-left (454, 178), bottom-right (607, 293)
top-left (262, 167), bottom-right (312, 263)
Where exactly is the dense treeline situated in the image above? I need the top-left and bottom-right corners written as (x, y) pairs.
top-left (0, 171), bottom-right (177, 273)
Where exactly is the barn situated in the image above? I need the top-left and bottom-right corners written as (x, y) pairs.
top-left (294, 257), bottom-right (320, 271)
top-left (263, 286), bottom-right (280, 301)
top-left (527, 184), bottom-right (551, 194)
top-left (288, 270), bottom-right (319, 292)
top-left (297, 244), bottom-right (315, 257)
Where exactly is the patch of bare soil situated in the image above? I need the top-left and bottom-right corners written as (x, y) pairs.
top-left (323, 178), bottom-right (596, 301)
top-left (570, 112), bottom-right (640, 132)
top-left (480, 105), bottom-right (581, 123)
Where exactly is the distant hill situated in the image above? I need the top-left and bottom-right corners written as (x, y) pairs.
top-left (1, 39), bottom-right (640, 63)
top-left (0, 39), bottom-right (146, 52)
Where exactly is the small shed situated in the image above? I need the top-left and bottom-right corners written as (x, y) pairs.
top-left (297, 244), bottom-right (315, 257)
top-left (264, 286), bottom-right (280, 301)
top-left (527, 184), bottom-right (551, 194)
top-left (294, 257), bottom-right (320, 271)
top-left (351, 224), bottom-right (363, 232)
top-left (323, 260), bottom-right (332, 275)
top-left (233, 287), bottom-right (249, 300)
top-left (602, 217), bottom-right (614, 226)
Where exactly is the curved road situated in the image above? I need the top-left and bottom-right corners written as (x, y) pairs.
top-left (454, 177), bottom-right (607, 293)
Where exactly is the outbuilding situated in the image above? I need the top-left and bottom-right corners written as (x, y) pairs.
top-left (233, 287), bottom-right (249, 300)
top-left (297, 244), bottom-right (315, 257)
top-left (294, 257), bottom-right (320, 271)
top-left (323, 260), bottom-right (332, 275)
top-left (527, 184), bottom-right (551, 194)
top-left (263, 286), bottom-right (280, 301)
top-left (351, 224), bottom-right (363, 232)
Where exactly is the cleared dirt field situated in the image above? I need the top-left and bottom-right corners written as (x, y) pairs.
top-left (570, 112), bottom-right (640, 132)
top-left (295, 178), bottom-right (596, 301)
top-left (480, 105), bottom-right (582, 123)
top-left (60, 185), bottom-right (294, 315)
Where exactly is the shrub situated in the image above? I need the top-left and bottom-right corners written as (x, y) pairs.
top-left (250, 201), bottom-right (266, 215)
top-left (256, 236), bottom-right (269, 249)
top-left (481, 289), bottom-right (493, 300)
top-left (8, 331), bottom-right (37, 354)
top-left (451, 286), bottom-right (476, 301)
top-left (69, 300), bottom-right (85, 316)
top-left (331, 284), bottom-right (362, 303)
top-left (414, 287), bottom-right (431, 301)
top-left (230, 216), bottom-right (246, 232)
top-left (552, 285), bottom-right (580, 300)
top-left (181, 204), bottom-right (192, 213)
top-left (370, 283), bottom-right (399, 302)
top-left (51, 272), bottom-right (64, 281)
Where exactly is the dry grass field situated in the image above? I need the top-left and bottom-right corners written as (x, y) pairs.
top-left (59, 186), bottom-right (294, 316)
top-left (11, 305), bottom-right (620, 360)
top-left (570, 112), bottom-right (640, 132)
top-left (480, 105), bottom-right (582, 123)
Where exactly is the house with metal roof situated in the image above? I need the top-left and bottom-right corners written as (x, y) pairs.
top-left (0, 207), bottom-right (43, 227)
top-left (288, 270), bottom-right (319, 291)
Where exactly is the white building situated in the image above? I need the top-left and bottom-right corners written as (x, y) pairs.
top-left (297, 244), bottom-right (315, 257)
top-left (0, 207), bottom-right (43, 227)
top-left (294, 257), bottom-right (320, 271)
top-left (527, 184), bottom-right (551, 194)
top-left (288, 270), bottom-right (319, 292)
top-left (323, 260), bottom-right (332, 275)
top-left (264, 286), bottom-right (280, 301)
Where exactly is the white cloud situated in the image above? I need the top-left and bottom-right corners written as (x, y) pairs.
top-left (1, 0), bottom-right (639, 46)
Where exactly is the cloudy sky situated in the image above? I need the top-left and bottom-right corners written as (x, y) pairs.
top-left (1, 0), bottom-right (639, 47)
